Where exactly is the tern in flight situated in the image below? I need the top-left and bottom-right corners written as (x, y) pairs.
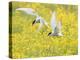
top-left (16, 8), bottom-right (49, 32)
top-left (48, 12), bottom-right (63, 36)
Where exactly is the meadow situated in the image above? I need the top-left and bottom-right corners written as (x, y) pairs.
top-left (9, 2), bottom-right (78, 58)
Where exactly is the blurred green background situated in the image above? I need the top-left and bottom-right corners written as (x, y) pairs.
top-left (9, 2), bottom-right (78, 58)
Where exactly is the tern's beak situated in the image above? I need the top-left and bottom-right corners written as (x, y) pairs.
top-left (32, 20), bottom-right (36, 26)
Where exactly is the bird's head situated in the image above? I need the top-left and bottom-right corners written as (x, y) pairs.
top-left (32, 20), bottom-right (36, 26)
top-left (32, 16), bottom-right (41, 25)
top-left (48, 32), bottom-right (52, 36)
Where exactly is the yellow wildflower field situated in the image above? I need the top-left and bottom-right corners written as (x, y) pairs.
top-left (9, 2), bottom-right (78, 58)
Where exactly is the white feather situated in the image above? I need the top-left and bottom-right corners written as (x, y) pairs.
top-left (58, 20), bottom-right (62, 32)
top-left (49, 11), bottom-right (63, 36)
top-left (36, 16), bottom-right (49, 31)
top-left (16, 8), bottom-right (38, 16)
top-left (50, 12), bottom-right (57, 31)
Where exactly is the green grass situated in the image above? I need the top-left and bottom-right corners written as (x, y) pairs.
top-left (9, 2), bottom-right (78, 58)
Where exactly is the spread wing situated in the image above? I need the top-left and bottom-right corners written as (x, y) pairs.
top-left (58, 20), bottom-right (62, 32)
top-left (40, 17), bottom-right (48, 26)
top-left (37, 17), bottom-right (49, 31)
top-left (37, 23), bottom-right (43, 32)
top-left (16, 8), bottom-right (38, 16)
top-left (50, 12), bottom-right (57, 31)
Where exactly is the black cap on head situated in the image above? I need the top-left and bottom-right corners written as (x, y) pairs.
top-left (48, 32), bottom-right (52, 36)
top-left (32, 20), bottom-right (36, 25)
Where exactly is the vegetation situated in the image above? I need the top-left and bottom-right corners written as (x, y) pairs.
top-left (9, 2), bottom-right (78, 58)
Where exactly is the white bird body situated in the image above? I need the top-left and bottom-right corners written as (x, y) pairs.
top-left (48, 12), bottom-right (63, 36)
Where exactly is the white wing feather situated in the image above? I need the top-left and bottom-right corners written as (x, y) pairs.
top-left (37, 23), bottom-right (43, 32)
top-left (37, 17), bottom-right (48, 31)
top-left (50, 12), bottom-right (57, 31)
top-left (16, 8), bottom-right (38, 16)
top-left (58, 20), bottom-right (62, 32)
